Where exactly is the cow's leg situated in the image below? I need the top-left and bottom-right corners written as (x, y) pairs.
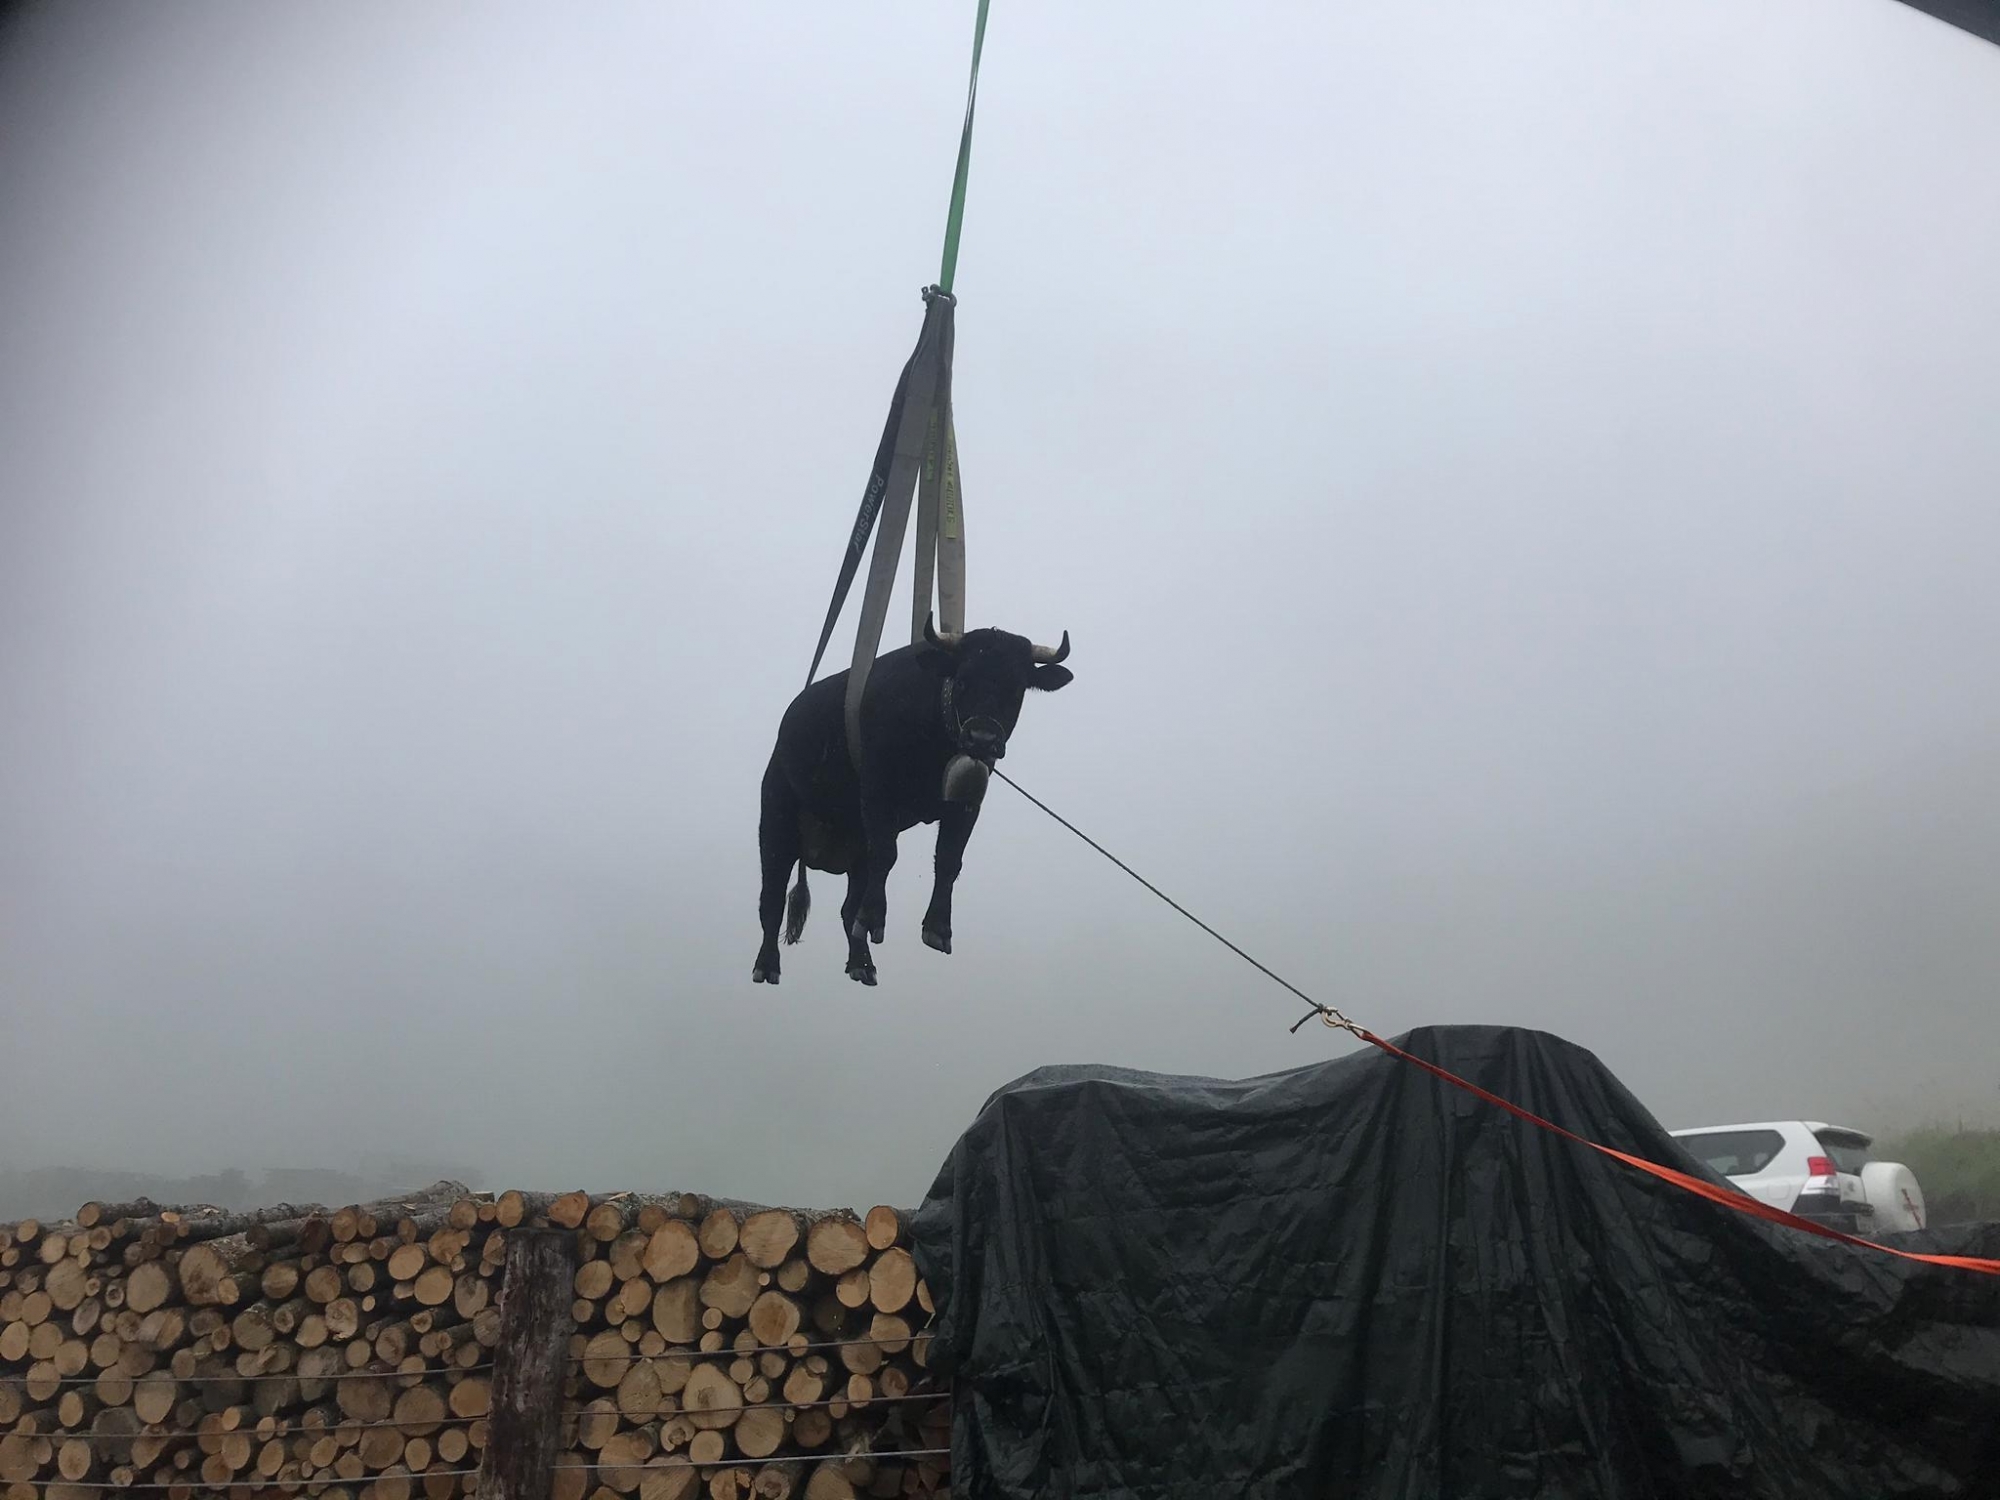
top-left (752, 758), bottom-right (798, 985)
top-left (921, 802), bottom-right (979, 955)
top-left (855, 798), bottom-right (898, 949)
top-left (841, 868), bottom-right (877, 986)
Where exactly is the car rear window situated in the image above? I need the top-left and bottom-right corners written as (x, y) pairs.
top-left (1813, 1131), bottom-right (1870, 1174)
top-left (1677, 1128), bottom-right (1787, 1177)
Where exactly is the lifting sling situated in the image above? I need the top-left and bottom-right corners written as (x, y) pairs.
top-left (804, 0), bottom-right (989, 768)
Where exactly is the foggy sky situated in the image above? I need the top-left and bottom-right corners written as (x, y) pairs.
top-left (2, 0), bottom-right (1996, 1212)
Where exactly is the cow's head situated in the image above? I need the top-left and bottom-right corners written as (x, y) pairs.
top-left (923, 616), bottom-right (1072, 763)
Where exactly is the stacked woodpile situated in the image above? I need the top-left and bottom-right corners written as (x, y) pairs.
top-left (0, 1184), bottom-right (948, 1500)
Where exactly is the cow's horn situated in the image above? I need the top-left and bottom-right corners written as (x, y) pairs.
top-left (924, 613), bottom-right (963, 651)
top-left (1032, 631), bottom-right (1070, 665)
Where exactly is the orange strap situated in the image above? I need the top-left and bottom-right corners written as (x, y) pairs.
top-left (1356, 1028), bottom-right (2000, 1276)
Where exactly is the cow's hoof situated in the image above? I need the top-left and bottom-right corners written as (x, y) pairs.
top-left (751, 968), bottom-right (778, 985)
top-left (922, 927), bottom-right (951, 955)
top-left (846, 963), bottom-right (878, 987)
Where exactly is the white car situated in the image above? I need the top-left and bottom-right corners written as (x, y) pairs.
top-left (1668, 1119), bottom-right (1927, 1234)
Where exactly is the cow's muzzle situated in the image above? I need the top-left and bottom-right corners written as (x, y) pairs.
top-left (961, 719), bottom-right (1006, 761)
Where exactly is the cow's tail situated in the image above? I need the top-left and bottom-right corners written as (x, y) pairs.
top-left (783, 864), bottom-right (811, 944)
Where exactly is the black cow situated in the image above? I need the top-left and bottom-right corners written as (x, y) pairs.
top-left (753, 619), bottom-right (1072, 986)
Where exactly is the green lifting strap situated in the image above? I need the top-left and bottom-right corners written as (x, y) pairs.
top-left (804, 1), bottom-right (991, 769)
top-left (938, 0), bottom-right (992, 295)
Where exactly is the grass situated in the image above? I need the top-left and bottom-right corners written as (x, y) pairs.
top-left (1878, 1126), bottom-right (2000, 1226)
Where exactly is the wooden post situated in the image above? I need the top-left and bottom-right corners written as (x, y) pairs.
top-left (476, 1228), bottom-right (576, 1500)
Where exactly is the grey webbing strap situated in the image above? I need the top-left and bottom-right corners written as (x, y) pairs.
top-left (935, 416), bottom-right (966, 635)
top-left (911, 410), bottom-right (942, 647)
top-left (908, 311), bottom-right (957, 645)
top-left (843, 293), bottom-right (954, 767)
top-left (805, 352), bottom-right (917, 691)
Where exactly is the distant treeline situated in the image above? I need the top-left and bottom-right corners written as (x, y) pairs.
top-left (1881, 1127), bottom-right (2000, 1226)
top-left (0, 1160), bottom-right (481, 1223)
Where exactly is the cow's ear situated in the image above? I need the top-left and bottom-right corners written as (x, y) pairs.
top-left (1031, 664), bottom-right (1073, 693)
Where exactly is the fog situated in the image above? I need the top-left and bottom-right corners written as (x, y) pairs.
top-left (2, 0), bottom-right (1996, 1215)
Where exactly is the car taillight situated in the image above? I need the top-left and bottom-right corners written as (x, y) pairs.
top-left (1806, 1155), bottom-right (1838, 1178)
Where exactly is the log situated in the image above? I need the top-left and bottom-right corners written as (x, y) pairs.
top-left (687, 1432), bottom-right (725, 1467)
top-left (178, 1205), bottom-right (327, 1246)
top-left (475, 1228), bottom-right (575, 1500)
top-left (125, 1263), bottom-right (172, 1316)
top-left (76, 1202), bottom-right (161, 1231)
top-left (866, 1316), bottom-right (910, 1358)
top-left (493, 1194), bottom-right (562, 1231)
top-left (781, 1366), bottom-right (824, 1407)
top-left (574, 1262), bottom-right (615, 1303)
top-left (733, 1408), bottom-right (784, 1462)
top-left (582, 1330), bottom-right (633, 1389)
top-left (597, 1427), bottom-right (655, 1493)
top-left (585, 1202), bottom-right (630, 1244)
top-left (1, 1188), bottom-right (949, 1500)
top-left (836, 1335), bottom-right (881, 1378)
top-left (133, 1373), bottom-right (178, 1426)
top-left (699, 1259), bottom-right (758, 1322)
top-left (394, 1385), bottom-right (448, 1437)
top-left (576, 1398), bottom-right (621, 1452)
top-left (245, 1214), bottom-right (332, 1254)
top-left (643, 1224), bottom-right (700, 1285)
top-left (611, 1279), bottom-right (654, 1324)
top-left (679, 1367), bottom-right (742, 1431)
top-left (337, 1376), bottom-right (393, 1425)
top-left (607, 1233), bottom-right (651, 1285)
top-left (745, 1295), bottom-right (801, 1351)
top-left (803, 1224), bottom-right (868, 1279)
top-left (324, 1298), bottom-right (362, 1342)
top-left (44, 1263), bottom-right (89, 1313)
top-left (803, 1464), bottom-right (854, 1500)
top-left (863, 1254), bottom-right (914, 1317)
top-left (737, 1215), bottom-right (800, 1272)
top-left (614, 1360), bottom-right (666, 1424)
top-left (414, 1267), bottom-right (456, 1308)
top-left (651, 1281), bottom-right (701, 1346)
top-left (861, 1211), bottom-right (900, 1254)
top-left (696, 1214), bottom-right (738, 1262)
top-left (361, 1428), bottom-right (407, 1470)
top-left (640, 1457), bottom-right (700, 1500)
top-left (305, 1265), bottom-right (347, 1305)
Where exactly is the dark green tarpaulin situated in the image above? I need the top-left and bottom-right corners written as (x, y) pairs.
top-left (912, 1025), bottom-right (2000, 1498)
top-left (1893, 0), bottom-right (2000, 45)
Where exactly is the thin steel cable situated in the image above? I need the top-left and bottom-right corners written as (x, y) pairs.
top-left (24, 1362), bottom-right (494, 1388)
top-left (45, 1414), bottom-right (485, 1443)
top-left (3, 1470), bottom-right (486, 1490)
top-left (0, 1450), bottom-right (956, 1489)
top-left (575, 1447), bottom-right (952, 1474)
top-left (992, 767), bottom-right (1359, 1033)
top-left (563, 1391), bottom-right (942, 1420)
top-left (566, 1333), bottom-right (926, 1368)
